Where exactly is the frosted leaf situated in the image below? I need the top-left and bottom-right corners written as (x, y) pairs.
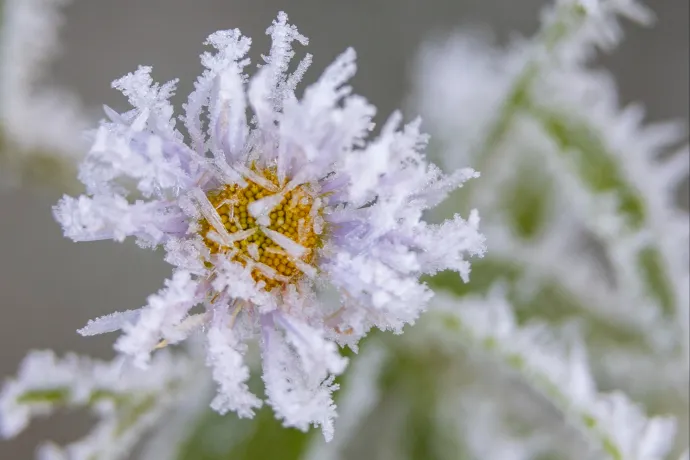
top-left (431, 291), bottom-right (677, 460)
top-left (412, 1), bottom-right (688, 419)
top-left (1, 350), bottom-right (193, 460)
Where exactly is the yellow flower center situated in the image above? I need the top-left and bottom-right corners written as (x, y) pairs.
top-left (199, 168), bottom-right (322, 291)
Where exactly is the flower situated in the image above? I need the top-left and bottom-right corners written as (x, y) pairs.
top-left (53, 11), bottom-right (485, 440)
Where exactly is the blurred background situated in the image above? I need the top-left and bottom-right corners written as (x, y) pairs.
top-left (0, 0), bottom-right (687, 458)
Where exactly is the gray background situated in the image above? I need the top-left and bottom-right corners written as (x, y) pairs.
top-left (1, 0), bottom-right (687, 458)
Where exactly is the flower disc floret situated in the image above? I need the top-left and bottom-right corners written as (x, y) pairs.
top-left (200, 168), bottom-right (323, 291)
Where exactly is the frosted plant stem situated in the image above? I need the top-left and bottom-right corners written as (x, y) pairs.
top-left (0, 351), bottom-right (193, 459)
top-left (459, 0), bottom-right (685, 355)
top-left (472, 2), bottom-right (588, 170)
top-left (526, 105), bottom-right (682, 315)
top-left (430, 299), bottom-right (676, 460)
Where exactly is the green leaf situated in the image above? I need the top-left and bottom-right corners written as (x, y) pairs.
top-left (638, 246), bottom-right (675, 316)
top-left (533, 109), bottom-right (678, 317)
top-left (176, 405), bottom-right (312, 460)
top-left (115, 395), bottom-right (157, 437)
top-left (17, 388), bottom-right (70, 405)
top-left (0, 127), bottom-right (81, 193)
top-left (500, 160), bottom-right (554, 239)
top-left (474, 65), bottom-right (536, 166)
top-left (426, 259), bottom-right (523, 297)
top-left (535, 110), bottom-right (646, 228)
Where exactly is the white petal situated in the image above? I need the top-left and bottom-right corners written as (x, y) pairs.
top-left (261, 317), bottom-right (343, 441)
top-left (206, 324), bottom-right (262, 418)
top-left (53, 194), bottom-right (186, 245)
top-left (114, 271), bottom-right (199, 368)
top-left (77, 310), bottom-right (142, 336)
top-left (275, 315), bottom-right (348, 378)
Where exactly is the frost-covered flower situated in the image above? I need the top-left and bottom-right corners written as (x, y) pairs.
top-left (53, 12), bottom-right (485, 439)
